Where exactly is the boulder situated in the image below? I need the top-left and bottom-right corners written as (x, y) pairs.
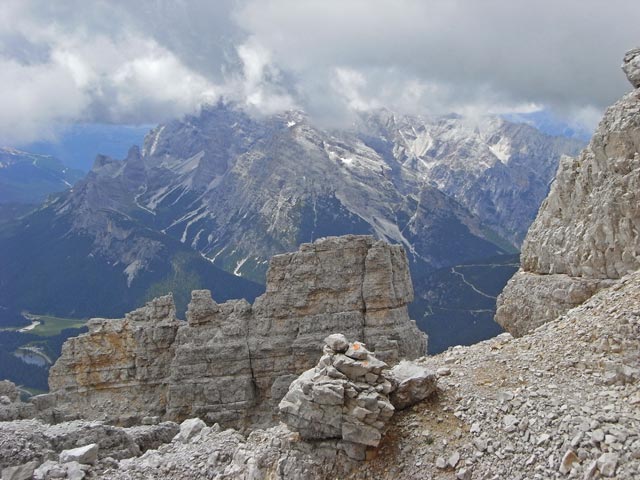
top-left (173, 418), bottom-right (206, 444)
top-left (0, 380), bottom-right (19, 402)
top-left (1, 461), bottom-right (39, 480)
top-left (388, 360), bottom-right (437, 410)
top-left (33, 460), bottom-right (89, 480)
top-left (59, 443), bottom-right (98, 465)
top-left (324, 334), bottom-right (349, 353)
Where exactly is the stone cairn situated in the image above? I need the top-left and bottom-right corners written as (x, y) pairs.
top-left (279, 334), bottom-right (436, 460)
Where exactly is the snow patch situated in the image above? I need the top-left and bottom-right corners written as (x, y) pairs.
top-left (210, 246), bottom-right (227, 263)
top-left (489, 137), bottom-right (512, 163)
top-left (124, 260), bottom-right (143, 287)
top-left (134, 189), bottom-right (156, 215)
top-left (233, 256), bottom-right (250, 276)
top-left (180, 211), bottom-right (208, 243)
top-left (149, 125), bottom-right (165, 156)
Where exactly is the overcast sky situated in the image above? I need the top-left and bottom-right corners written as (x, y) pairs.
top-left (1, 0), bottom-right (638, 145)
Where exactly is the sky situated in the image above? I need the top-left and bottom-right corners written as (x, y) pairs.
top-left (1, 0), bottom-right (639, 146)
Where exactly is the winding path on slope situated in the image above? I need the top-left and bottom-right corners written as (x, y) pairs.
top-left (450, 266), bottom-right (497, 299)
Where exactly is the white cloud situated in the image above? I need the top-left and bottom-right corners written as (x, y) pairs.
top-left (235, 0), bottom-right (640, 125)
top-left (234, 39), bottom-right (297, 114)
top-left (1, 0), bottom-right (639, 144)
top-left (0, 56), bottom-right (88, 144)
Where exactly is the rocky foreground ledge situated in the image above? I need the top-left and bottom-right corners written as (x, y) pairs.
top-left (2, 271), bottom-right (638, 479)
top-left (1, 334), bottom-right (437, 479)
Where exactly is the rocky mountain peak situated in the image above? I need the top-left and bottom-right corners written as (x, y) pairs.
top-left (91, 153), bottom-right (118, 171)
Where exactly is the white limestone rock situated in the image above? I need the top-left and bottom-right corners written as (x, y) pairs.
top-left (173, 418), bottom-right (206, 444)
top-left (48, 236), bottom-right (427, 428)
top-left (59, 443), bottom-right (98, 465)
top-left (279, 336), bottom-right (402, 458)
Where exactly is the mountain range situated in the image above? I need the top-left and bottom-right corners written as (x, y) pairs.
top-left (0, 104), bottom-right (583, 351)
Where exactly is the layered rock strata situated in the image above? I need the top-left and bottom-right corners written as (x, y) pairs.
top-left (496, 47), bottom-right (640, 335)
top-left (47, 235), bottom-right (427, 428)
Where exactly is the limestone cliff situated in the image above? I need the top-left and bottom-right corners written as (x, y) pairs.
top-left (47, 235), bottom-right (427, 427)
top-left (496, 47), bottom-right (640, 336)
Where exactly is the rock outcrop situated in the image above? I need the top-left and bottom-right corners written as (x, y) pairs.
top-left (496, 47), bottom-right (640, 336)
top-left (0, 418), bottom-right (178, 471)
top-left (47, 235), bottom-right (427, 428)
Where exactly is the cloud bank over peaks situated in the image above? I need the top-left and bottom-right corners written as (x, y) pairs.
top-left (1, 0), bottom-right (639, 145)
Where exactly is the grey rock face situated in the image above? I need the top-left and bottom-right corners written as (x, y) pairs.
top-left (497, 48), bottom-right (640, 335)
top-left (496, 271), bottom-right (615, 337)
top-left (623, 47), bottom-right (640, 88)
top-left (48, 294), bottom-right (181, 426)
top-left (0, 381), bottom-right (36, 422)
top-left (48, 236), bottom-right (427, 428)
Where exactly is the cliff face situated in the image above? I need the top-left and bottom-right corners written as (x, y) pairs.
top-left (496, 48), bottom-right (640, 336)
top-left (48, 235), bottom-right (427, 427)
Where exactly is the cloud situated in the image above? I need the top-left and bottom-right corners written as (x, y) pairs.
top-left (0, 1), bottom-right (227, 144)
top-left (235, 0), bottom-right (639, 124)
top-left (233, 39), bottom-right (297, 114)
top-left (1, 0), bottom-right (639, 144)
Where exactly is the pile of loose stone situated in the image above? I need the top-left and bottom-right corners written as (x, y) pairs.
top-left (0, 335), bottom-right (437, 480)
top-left (279, 334), bottom-right (436, 460)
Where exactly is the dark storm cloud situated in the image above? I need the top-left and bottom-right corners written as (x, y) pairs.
top-left (0, 0), bottom-right (638, 144)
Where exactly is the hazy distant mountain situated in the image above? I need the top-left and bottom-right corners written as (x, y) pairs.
top-left (0, 148), bottom-right (83, 205)
top-left (21, 124), bottom-right (150, 172)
